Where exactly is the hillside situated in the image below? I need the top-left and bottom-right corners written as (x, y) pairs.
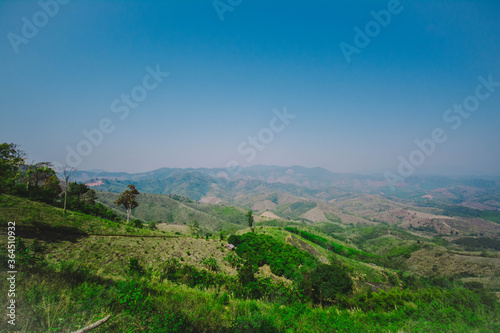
top-left (96, 191), bottom-right (247, 233)
top-left (1, 194), bottom-right (500, 332)
top-left (75, 166), bottom-right (500, 209)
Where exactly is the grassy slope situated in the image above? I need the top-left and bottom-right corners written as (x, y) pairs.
top-left (97, 191), bottom-right (246, 232)
top-left (1, 195), bottom-right (500, 332)
top-left (0, 195), bottom-right (162, 237)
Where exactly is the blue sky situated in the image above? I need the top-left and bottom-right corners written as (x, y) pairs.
top-left (1, 0), bottom-right (499, 175)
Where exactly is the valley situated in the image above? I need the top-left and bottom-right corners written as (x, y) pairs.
top-left (2, 163), bottom-right (500, 332)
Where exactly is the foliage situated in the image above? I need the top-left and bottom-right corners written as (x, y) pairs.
top-left (453, 237), bottom-right (500, 251)
top-left (228, 232), bottom-right (317, 281)
top-left (200, 256), bottom-right (219, 272)
top-left (115, 184), bottom-right (140, 223)
top-left (267, 192), bottom-right (279, 204)
top-left (246, 210), bottom-right (254, 232)
top-left (276, 201), bottom-right (317, 219)
top-left (481, 210), bottom-right (500, 224)
top-left (224, 252), bottom-right (244, 269)
top-left (310, 263), bottom-right (353, 305)
top-left (127, 258), bottom-right (144, 275)
top-left (285, 227), bottom-right (375, 261)
top-left (0, 142), bottom-right (25, 193)
top-left (148, 221), bottom-right (158, 230)
top-left (325, 213), bottom-right (342, 223)
top-left (7, 258), bottom-right (500, 332)
top-left (131, 219), bottom-right (144, 229)
top-left (212, 205), bottom-right (247, 225)
top-left (314, 222), bottom-right (343, 235)
top-left (15, 237), bottom-right (45, 268)
top-left (189, 220), bottom-right (200, 235)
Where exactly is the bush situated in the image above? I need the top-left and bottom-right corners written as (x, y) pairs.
top-left (131, 219), bottom-right (144, 229)
top-left (310, 263), bottom-right (353, 305)
top-left (201, 256), bottom-right (219, 272)
top-left (224, 252), bottom-right (244, 269)
top-left (128, 258), bottom-right (144, 275)
top-left (228, 233), bottom-right (317, 281)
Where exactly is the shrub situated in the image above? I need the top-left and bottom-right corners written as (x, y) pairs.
top-left (228, 233), bottom-right (317, 281)
top-left (131, 219), bottom-right (144, 229)
top-left (310, 263), bottom-right (353, 305)
top-left (201, 256), bottom-right (219, 272)
top-left (224, 252), bottom-right (244, 269)
top-left (128, 258), bottom-right (144, 275)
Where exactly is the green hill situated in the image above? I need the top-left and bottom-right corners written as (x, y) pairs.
top-left (97, 191), bottom-right (247, 232)
top-left (1, 194), bottom-right (500, 332)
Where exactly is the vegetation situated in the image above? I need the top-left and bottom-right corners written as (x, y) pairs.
top-left (453, 237), bottom-right (500, 251)
top-left (97, 191), bottom-right (247, 232)
top-left (2, 142), bottom-right (500, 332)
top-left (115, 184), bottom-right (140, 223)
top-left (246, 210), bottom-right (254, 232)
top-left (285, 227), bottom-right (375, 261)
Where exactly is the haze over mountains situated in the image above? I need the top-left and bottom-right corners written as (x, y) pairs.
top-left (75, 165), bottom-right (500, 209)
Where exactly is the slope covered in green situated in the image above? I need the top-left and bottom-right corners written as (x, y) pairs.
top-left (1, 194), bottom-right (500, 332)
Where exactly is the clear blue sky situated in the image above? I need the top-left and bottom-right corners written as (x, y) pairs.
top-left (1, 0), bottom-right (499, 175)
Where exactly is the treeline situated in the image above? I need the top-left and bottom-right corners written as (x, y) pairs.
top-left (453, 237), bottom-right (500, 251)
top-left (0, 142), bottom-right (120, 221)
top-left (285, 227), bottom-right (375, 261)
top-left (227, 233), bottom-right (353, 305)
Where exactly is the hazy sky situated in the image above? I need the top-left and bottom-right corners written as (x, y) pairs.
top-left (1, 0), bottom-right (499, 175)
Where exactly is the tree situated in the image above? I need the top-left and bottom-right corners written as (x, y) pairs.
top-left (60, 166), bottom-right (75, 214)
top-left (69, 182), bottom-right (89, 203)
top-left (25, 162), bottom-right (52, 191)
top-left (246, 210), bottom-right (254, 232)
top-left (0, 143), bottom-right (25, 193)
top-left (115, 184), bottom-right (140, 223)
top-left (81, 188), bottom-right (98, 205)
top-left (310, 263), bottom-right (353, 306)
top-left (23, 161), bottom-right (61, 202)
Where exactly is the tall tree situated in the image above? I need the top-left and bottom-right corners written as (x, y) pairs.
top-left (310, 263), bottom-right (353, 306)
top-left (60, 166), bottom-right (75, 214)
top-left (246, 210), bottom-right (254, 233)
top-left (115, 184), bottom-right (140, 223)
top-left (26, 162), bottom-right (54, 191)
top-left (0, 143), bottom-right (25, 193)
top-left (22, 161), bottom-right (61, 201)
top-left (69, 182), bottom-right (89, 203)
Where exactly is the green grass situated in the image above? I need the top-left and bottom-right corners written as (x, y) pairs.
top-left (97, 191), bottom-right (246, 232)
top-left (0, 194), bottom-right (164, 237)
top-left (2, 262), bottom-right (499, 333)
top-left (482, 210), bottom-right (500, 224)
top-left (2, 194), bottom-right (500, 332)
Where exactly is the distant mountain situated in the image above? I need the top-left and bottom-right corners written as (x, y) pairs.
top-left (75, 165), bottom-right (500, 212)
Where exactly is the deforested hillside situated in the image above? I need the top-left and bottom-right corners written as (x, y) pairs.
top-left (2, 193), bottom-right (500, 332)
top-left (97, 191), bottom-right (247, 232)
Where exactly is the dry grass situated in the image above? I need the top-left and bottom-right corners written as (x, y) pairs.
top-left (46, 235), bottom-right (238, 279)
